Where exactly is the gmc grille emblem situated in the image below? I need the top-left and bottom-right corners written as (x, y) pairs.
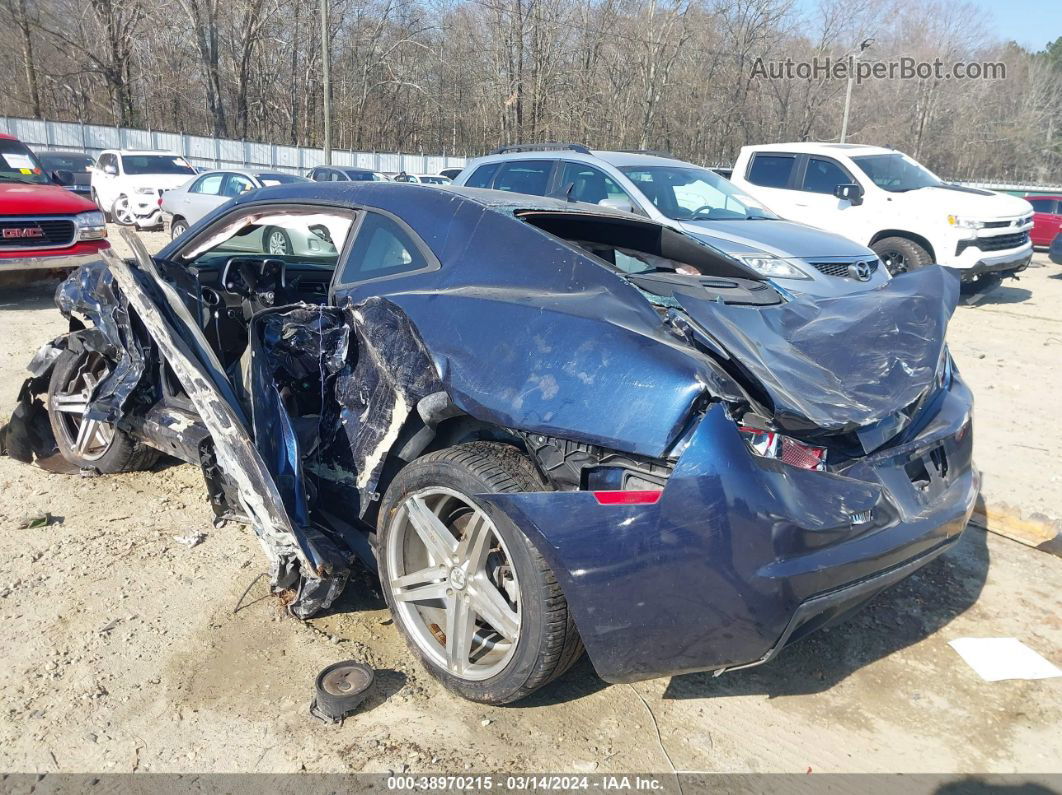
top-left (2, 227), bottom-right (45, 239)
top-left (848, 260), bottom-right (873, 281)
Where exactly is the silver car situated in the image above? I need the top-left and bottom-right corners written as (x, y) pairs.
top-left (162, 169), bottom-right (308, 240)
top-left (454, 145), bottom-right (889, 297)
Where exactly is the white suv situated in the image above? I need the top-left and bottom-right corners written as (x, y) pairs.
top-left (730, 143), bottom-right (1034, 289)
top-left (91, 150), bottom-right (197, 229)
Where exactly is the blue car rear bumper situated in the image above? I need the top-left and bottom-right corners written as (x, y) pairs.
top-left (478, 381), bottom-right (977, 684)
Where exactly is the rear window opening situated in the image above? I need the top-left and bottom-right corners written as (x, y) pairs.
top-left (517, 211), bottom-right (762, 281)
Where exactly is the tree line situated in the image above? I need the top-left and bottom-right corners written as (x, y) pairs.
top-left (2, 0), bottom-right (1060, 183)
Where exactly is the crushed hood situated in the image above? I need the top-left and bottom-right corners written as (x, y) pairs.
top-left (673, 266), bottom-right (960, 433)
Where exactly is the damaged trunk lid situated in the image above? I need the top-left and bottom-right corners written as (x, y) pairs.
top-left (668, 267), bottom-right (960, 443)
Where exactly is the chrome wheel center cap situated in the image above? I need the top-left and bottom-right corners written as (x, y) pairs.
top-left (448, 566), bottom-right (467, 591)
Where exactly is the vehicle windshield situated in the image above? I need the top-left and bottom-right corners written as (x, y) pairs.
top-left (420, 176), bottom-right (451, 184)
top-left (344, 170), bottom-right (378, 181)
top-left (851, 153), bottom-right (943, 192)
top-left (257, 173), bottom-right (307, 186)
top-left (122, 154), bottom-right (196, 176)
top-left (619, 165), bottom-right (775, 221)
top-left (38, 152), bottom-right (94, 172)
top-left (0, 139), bottom-right (51, 184)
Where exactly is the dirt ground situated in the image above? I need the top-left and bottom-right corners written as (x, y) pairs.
top-left (0, 234), bottom-right (1059, 775)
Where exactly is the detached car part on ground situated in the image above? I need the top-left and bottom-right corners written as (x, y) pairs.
top-left (0, 183), bottom-right (977, 704)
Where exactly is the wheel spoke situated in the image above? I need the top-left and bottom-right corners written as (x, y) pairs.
top-left (75, 418), bottom-right (102, 454)
top-left (454, 511), bottom-right (493, 570)
top-left (391, 566), bottom-right (450, 603)
top-left (52, 394), bottom-right (88, 414)
top-left (445, 594), bottom-right (476, 675)
top-left (468, 579), bottom-right (520, 641)
top-left (405, 496), bottom-right (458, 564)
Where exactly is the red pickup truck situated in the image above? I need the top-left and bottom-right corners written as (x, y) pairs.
top-left (1, 134), bottom-right (109, 272)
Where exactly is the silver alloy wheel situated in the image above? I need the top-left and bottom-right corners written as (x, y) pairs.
top-left (267, 230), bottom-right (289, 255)
top-left (51, 353), bottom-right (116, 461)
top-left (386, 487), bottom-right (522, 681)
top-left (112, 196), bottom-right (135, 225)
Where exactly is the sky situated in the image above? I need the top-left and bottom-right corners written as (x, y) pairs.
top-left (791, 0), bottom-right (1061, 52)
top-left (967, 0), bottom-right (1062, 51)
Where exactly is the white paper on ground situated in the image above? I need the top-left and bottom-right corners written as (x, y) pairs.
top-left (948, 637), bottom-right (1062, 682)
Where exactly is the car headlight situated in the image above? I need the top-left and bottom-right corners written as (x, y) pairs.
top-left (737, 254), bottom-right (811, 280)
top-left (134, 187), bottom-right (158, 195)
top-left (947, 215), bottom-right (984, 230)
top-left (74, 211), bottom-right (107, 241)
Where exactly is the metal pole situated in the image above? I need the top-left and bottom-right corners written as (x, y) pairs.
top-left (840, 39), bottom-right (872, 144)
top-left (321, 0), bottom-right (332, 164)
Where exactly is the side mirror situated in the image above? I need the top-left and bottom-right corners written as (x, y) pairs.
top-left (598, 197), bottom-right (635, 214)
top-left (52, 169), bottom-right (74, 186)
top-left (102, 163), bottom-right (118, 176)
top-left (834, 183), bottom-right (864, 206)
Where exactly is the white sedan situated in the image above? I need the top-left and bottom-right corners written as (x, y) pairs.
top-left (161, 169), bottom-right (308, 239)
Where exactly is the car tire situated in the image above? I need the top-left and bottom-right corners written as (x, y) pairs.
top-left (871, 236), bottom-right (933, 275)
top-left (92, 190), bottom-right (112, 223)
top-left (378, 442), bottom-right (584, 704)
top-left (263, 226), bottom-right (293, 255)
top-left (47, 347), bottom-right (160, 473)
top-left (111, 195), bottom-right (136, 226)
top-left (170, 217), bottom-right (189, 240)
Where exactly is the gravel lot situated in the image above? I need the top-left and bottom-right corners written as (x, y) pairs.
top-left (0, 232), bottom-right (1059, 774)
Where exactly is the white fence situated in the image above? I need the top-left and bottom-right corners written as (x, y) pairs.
top-left (0, 116), bottom-right (468, 176)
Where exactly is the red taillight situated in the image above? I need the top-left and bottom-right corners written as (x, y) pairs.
top-left (592, 490), bottom-right (663, 505)
top-left (737, 425), bottom-right (826, 471)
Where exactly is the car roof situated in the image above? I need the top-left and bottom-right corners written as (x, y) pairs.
top-left (196, 168), bottom-right (298, 177)
top-left (467, 147), bottom-right (705, 171)
top-left (104, 149), bottom-right (184, 156)
top-left (37, 149), bottom-right (94, 157)
top-left (0, 133), bottom-right (17, 141)
top-left (226, 181), bottom-right (645, 221)
top-left (1026, 194), bottom-right (1062, 201)
top-left (742, 142), bottom-right (895, 157)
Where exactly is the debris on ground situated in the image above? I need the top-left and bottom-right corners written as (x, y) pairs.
top-left (17, 512), bottom-right (53, 529)
top-left (172, 532), bottom-right (206, 548)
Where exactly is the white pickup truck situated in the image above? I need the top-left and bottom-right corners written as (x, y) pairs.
top-left (730, 143), bottom-right (1034, 289)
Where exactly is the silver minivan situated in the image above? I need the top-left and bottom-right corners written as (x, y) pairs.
top-left (454, 145), bottom-right (889, 297)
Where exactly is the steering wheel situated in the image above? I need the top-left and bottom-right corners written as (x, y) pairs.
top-left (689, 205), bottom-right (718, 219)
top-left (220, 257), bottom-right (287, 305)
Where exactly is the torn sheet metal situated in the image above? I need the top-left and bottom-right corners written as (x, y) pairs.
top-left (327, 298), bottom-right (444, 516)
top-left (671, 267), bottom-right (961, 434)
top-left (104, 238), bottom-right (348, 617)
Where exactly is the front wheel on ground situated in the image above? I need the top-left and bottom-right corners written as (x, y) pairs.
top-left (377, 442), bottom-right (584, 704)
top-left (111, 195), bottom-right (136, 226)
top-left (47, 347), bottom-right (159, 473)
top-left (871, 236), bottom-right (933, 275)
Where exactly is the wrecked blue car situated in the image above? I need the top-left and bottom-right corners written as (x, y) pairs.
top-left (0, 183), bottom-right (977, 704)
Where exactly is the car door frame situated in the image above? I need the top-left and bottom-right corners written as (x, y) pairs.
top-left (551, 160), bottom-right (646, 216)
top-left (329, 207), bottom-right (442, 303)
